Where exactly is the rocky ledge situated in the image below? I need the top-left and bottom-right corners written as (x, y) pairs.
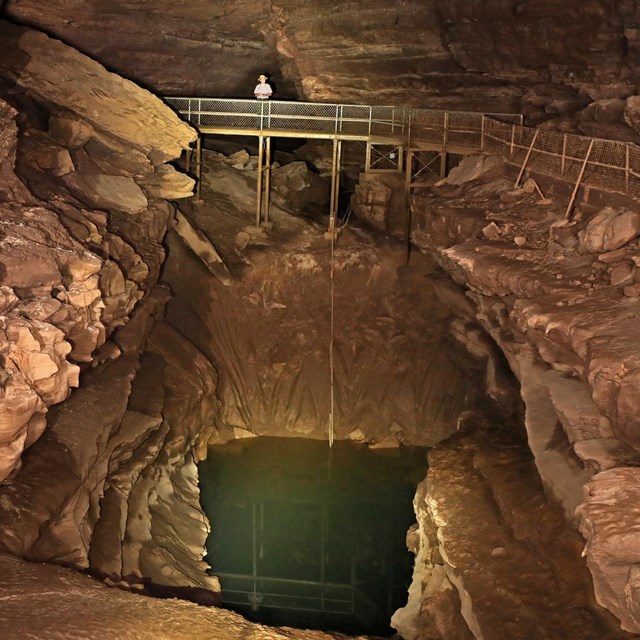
top-left (0, 20), bottom-right (220, 596)
top-left (392, 153), bottom-right (640, 634)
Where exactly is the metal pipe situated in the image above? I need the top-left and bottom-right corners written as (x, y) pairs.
top-left (329, 138), bottom-right (339, 234)
top-left (264, 137), bottom-right (272, 223)
top-left (256, 135), bottom-right (264, 226)
top-left (565, 139), bottom-right (594, 220)
top-left (404, 149), bottom-right (413, 266)
top-left (195, 135), bottom-right (203, 201)
top-left (514, 129), bottom-right (540, 188)
top-left (335, 139), bottom-right (342, 214)
top-left (440, 113), bottom-right (449, 178)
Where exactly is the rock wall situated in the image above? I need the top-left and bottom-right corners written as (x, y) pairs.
top-left (6, 0), bottom-right (640, 134)
top-left (0, 21), bottom-right (219, 593)
top-left (161, 150), bottom-right (469, 448)
top-left (392, 154), bottom-right (640, 634)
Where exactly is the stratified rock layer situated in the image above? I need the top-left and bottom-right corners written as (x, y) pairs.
top-left (400, 425), bottom-right (624, 640)
top-left (0, 19), bottom-right (216, 599)
top-left (394, 153), bottom-right (640, 634)
top-left (6, 0), bottom-right (640, 130)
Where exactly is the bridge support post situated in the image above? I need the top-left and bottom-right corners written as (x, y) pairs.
top-left (404, 149), bottom-right (414, 265)
top-left (264, 137), bottom-right (272, 223)
top-left (328, 138), bottom-right (342, 235)
top-left (195, 135), bottom-right (203, 201)
top-left (256, 134), bottom-right (264, 226)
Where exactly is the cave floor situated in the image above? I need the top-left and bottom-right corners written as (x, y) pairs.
top-left (0, 553), bottom-right (359, 640)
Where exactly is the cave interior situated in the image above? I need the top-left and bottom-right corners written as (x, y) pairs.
top-left (2, 2), bottom-right (640, 640)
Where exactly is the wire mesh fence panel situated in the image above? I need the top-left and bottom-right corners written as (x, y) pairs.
top-left (582, 139), bottom-right (626, 193)
top-left (409, 110), bottom-right (446, 146)
top-left (269, 101), bottom-right (338, 133)
top-left (447, 112), bottom-right (482, 149)
top-left (166, 97), bottom-right (640, 200)
top-left (340, 105), bottom-right (373, 136)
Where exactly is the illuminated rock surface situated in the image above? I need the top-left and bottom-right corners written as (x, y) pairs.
top-left (2, 3), bottom-right (640, 639)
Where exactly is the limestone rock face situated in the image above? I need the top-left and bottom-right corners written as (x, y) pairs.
top-left (397, 154), bottom-right (640, 632)
top-left (6, 0), bottom-right (640, 127)
top-left (0, 18), bottom-right (216, 601)
top-left (0, 20), bottom-right (196, 482)
top-left (405, 427), bottom-right (623, 640)
top-left (578, 468), bottom-right (640, 633)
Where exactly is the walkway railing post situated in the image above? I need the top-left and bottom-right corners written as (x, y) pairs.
top-left (565, 139), bottom-right (594, 220)
top-left (440, 113), bottom-right (449, 178)
top-left (561, 135), bottom-right (567, 177)
top-left (510, 124), bottom-right (516, 157)
top-left (480, 115), bottom-right (486, 153)
top-left (626, 144), bottom-right (630, 195)
top-left (368, 106), bottom-right (373, 137)
top-left (515, 129), bottom-right (539, 188)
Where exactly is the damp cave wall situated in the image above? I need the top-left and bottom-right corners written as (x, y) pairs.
top-left (0, 18), bottom-right (471, 601)
top-left (1, 4), bottom-right (640, 637)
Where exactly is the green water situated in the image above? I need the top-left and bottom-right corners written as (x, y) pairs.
top-left (199, 437), bottom-right (429, 636)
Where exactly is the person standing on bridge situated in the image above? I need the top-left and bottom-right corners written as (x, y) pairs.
top-left (254, 74), bottom-right (273, 100)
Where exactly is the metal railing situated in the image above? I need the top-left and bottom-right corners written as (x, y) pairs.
top-left (165, 97), bottom-right (408, 138)
top-left (215, 571), bottom-right (385, 624)
top-left (165, 96), bottom-right (640, 199)
top-left (481, 118), bottom-right (640, 199)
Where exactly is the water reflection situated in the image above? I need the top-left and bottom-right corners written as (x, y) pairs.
top-left (199, 437), bottom-right (428, 635)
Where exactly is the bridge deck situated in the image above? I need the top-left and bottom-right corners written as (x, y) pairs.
top-left (196, 125), bottom-right (404, 145)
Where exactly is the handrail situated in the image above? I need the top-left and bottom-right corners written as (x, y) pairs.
top-left (164, 96), bottom-right (520, 141)
top-left (164, 95), bottom-right (640, 200)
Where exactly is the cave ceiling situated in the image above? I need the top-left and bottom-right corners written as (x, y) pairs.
top-left (4, 0), bottom-right (640, 122)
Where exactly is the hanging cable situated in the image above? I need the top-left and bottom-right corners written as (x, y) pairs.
top-left (329, 224), bottom-right (335, 448)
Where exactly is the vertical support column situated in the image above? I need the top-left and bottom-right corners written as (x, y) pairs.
top-left (256, 135), bottom-right (264, 226)
top-left (329, 138), bottom-right (340, 235)
top-left (480, 115), bottom-right (486, 153)
top-left (264, 137), bottom-right (272, 223)
top-left (404, 149), bottom-right (414, 266)
top-left (195, 134), bottom-right (203, 201)
top-left (396, 145), bottom-right (404, 172)
top-left (365, 140), bottom-right (372, 173)
top-left (334, 139), bottom-right (342, 213)
top-left (251, 502), bottom-right (258, 609)
top-left (320, 503), bottom-right (327, 614)
top-left (185, 142), bottom-right (192, 174)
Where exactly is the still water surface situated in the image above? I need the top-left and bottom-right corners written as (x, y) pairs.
top-left (199, 437), bottom-right (428, 635)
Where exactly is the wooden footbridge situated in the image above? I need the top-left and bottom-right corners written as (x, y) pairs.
top-left (165, 97), bottom-right (640, 234)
